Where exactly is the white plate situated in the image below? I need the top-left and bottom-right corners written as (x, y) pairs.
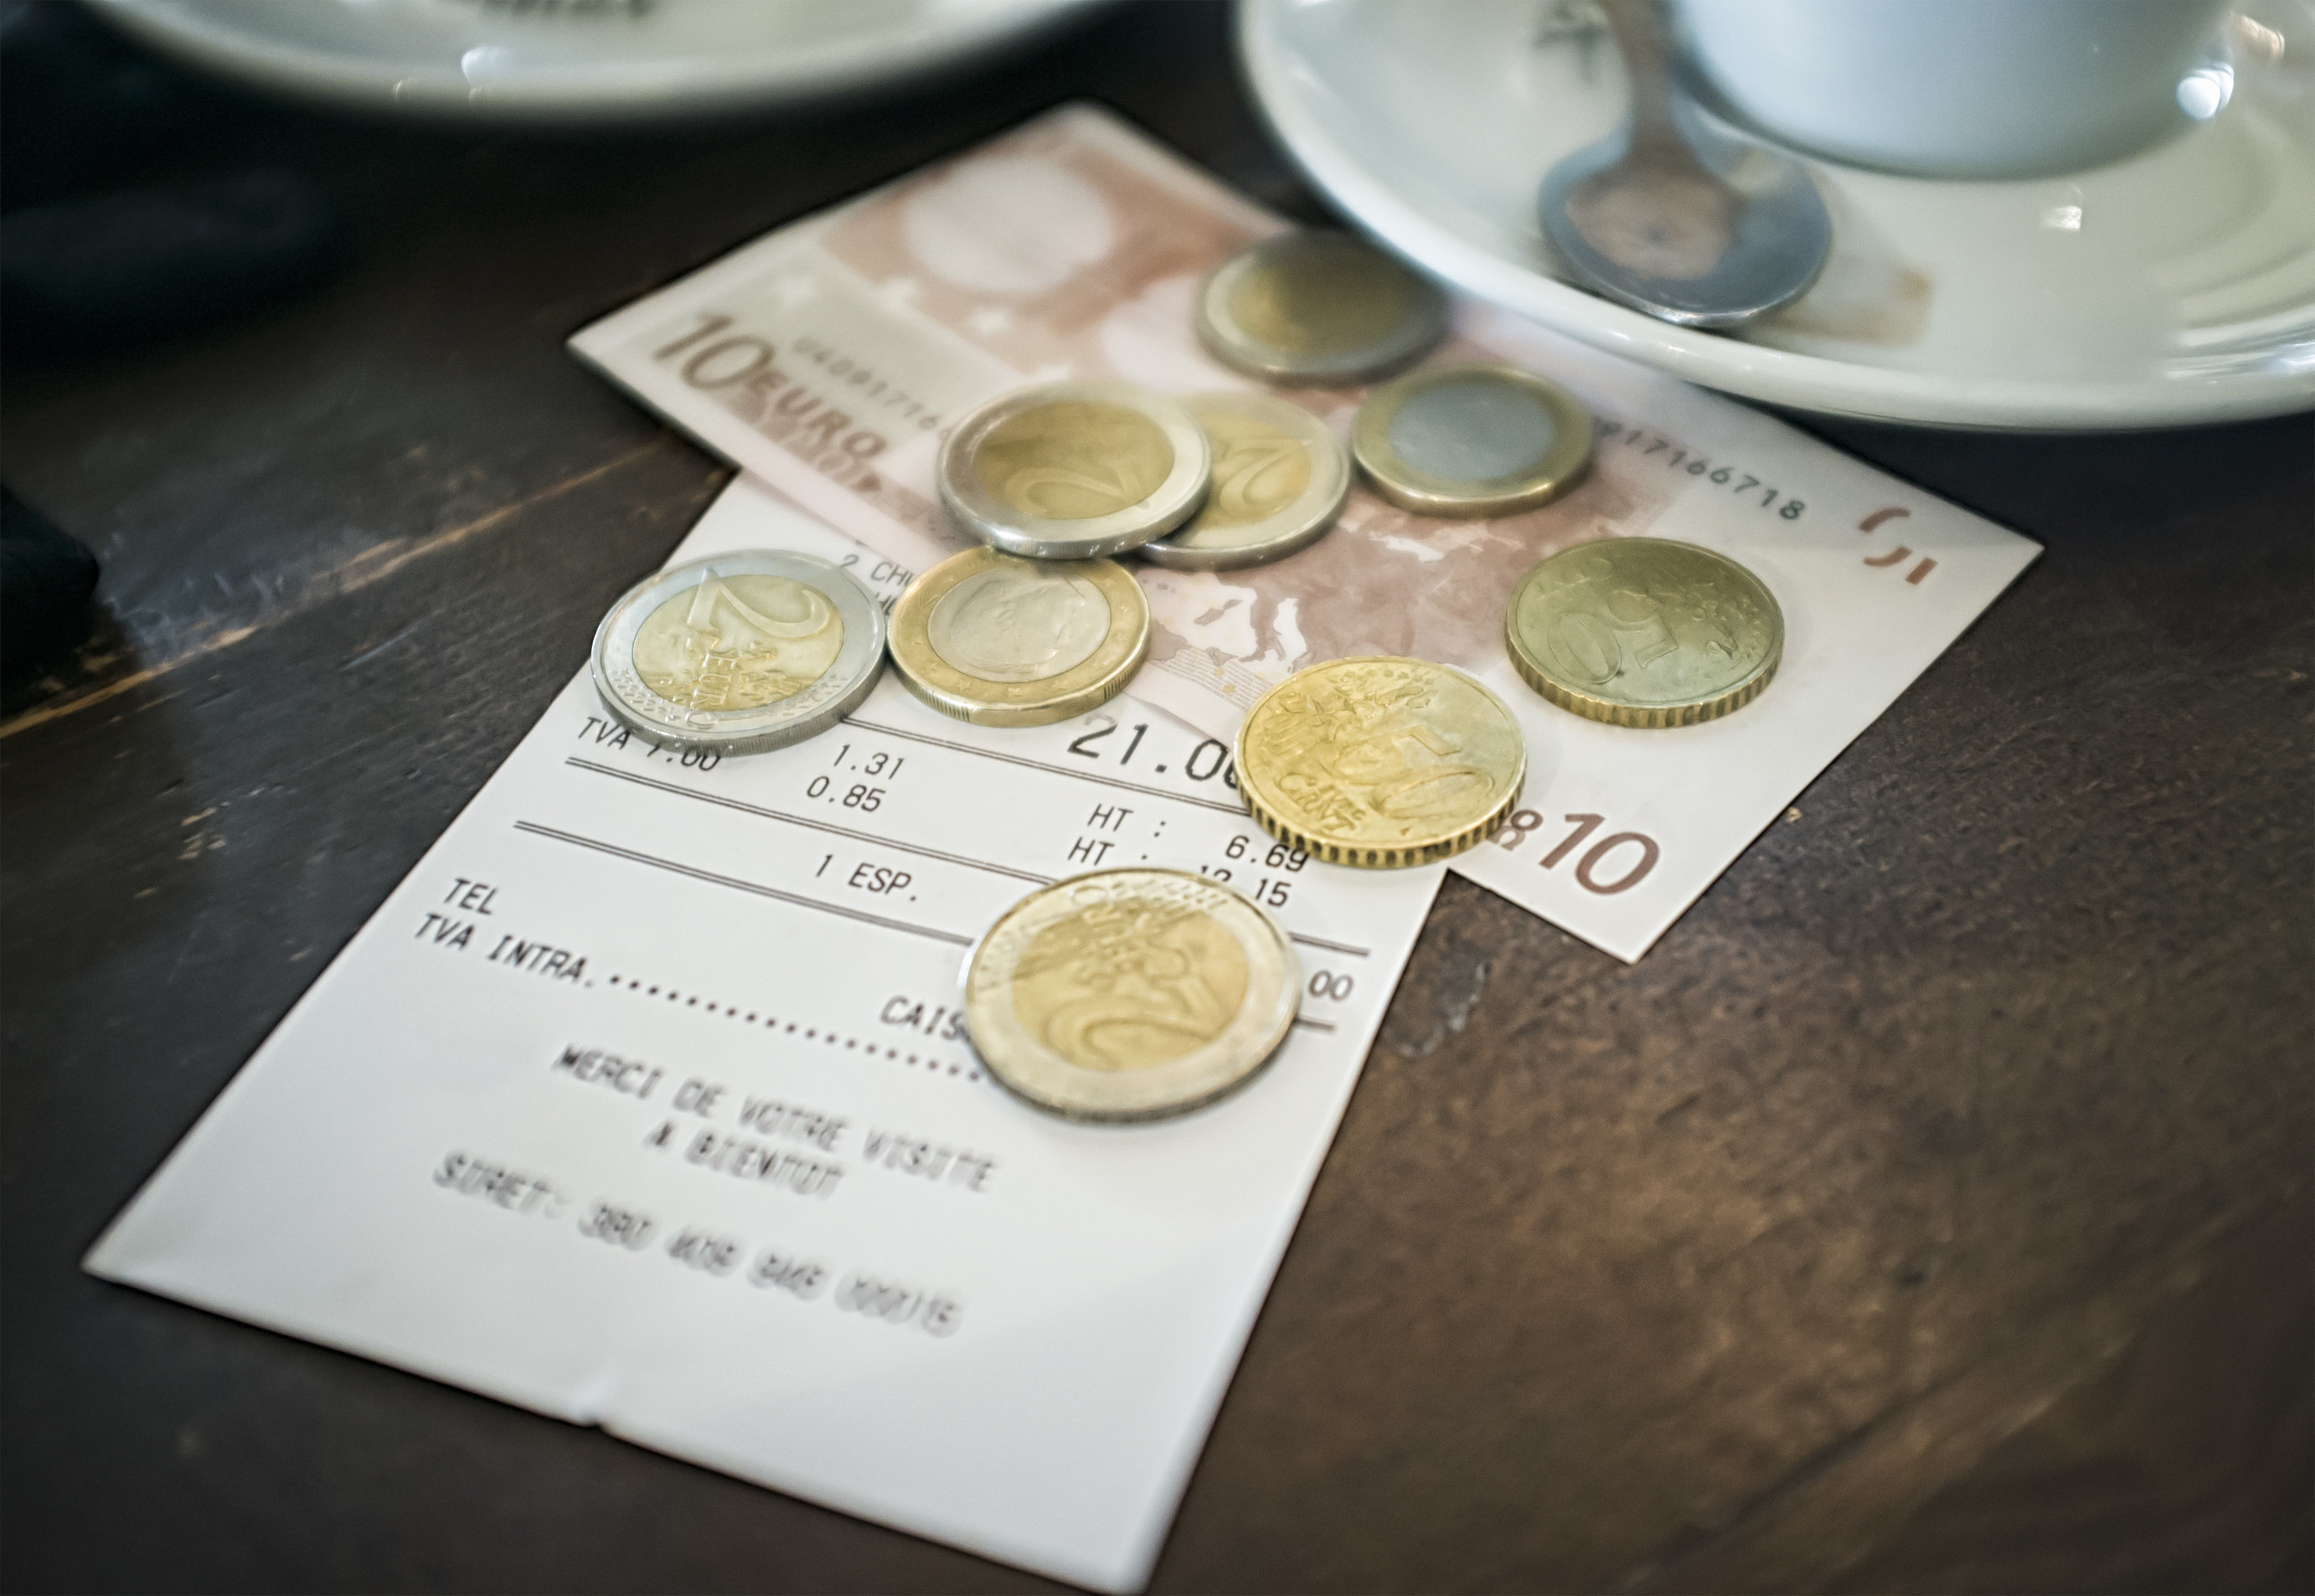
top-left (1240, 0), bottom-right (2315, 429)
top-left (92, 0), bottom-right (1106, 122)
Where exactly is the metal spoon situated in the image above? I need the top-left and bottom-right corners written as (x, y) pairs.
top-left (1538, 0), bottom-right (1830, 329)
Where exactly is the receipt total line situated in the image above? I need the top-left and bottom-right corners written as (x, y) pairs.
top-left (839, 717), bottom-right (1247, 815)
top-left (510, 821), bottom-right (976, 945)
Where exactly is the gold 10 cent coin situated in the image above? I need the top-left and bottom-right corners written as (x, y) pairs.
top-left (962, 868), bottom-right (1301, 1122)
top-left (1353, 363), bottom-right (1593, 517)
top-left (1505, 538), bottom-right (1783, 727)
top-left (888, 546), bottom-right (1148, 727)
top-left (1235, 656), bottom-right (1526, 868)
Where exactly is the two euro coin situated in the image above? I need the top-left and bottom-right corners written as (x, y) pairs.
top-left (1140, 392), bottom-right (1349, 571)
top-left (938, 382), bottom-right (1210, 559)
top-left (591, 549), bottom-right (885, 756)
top-left (962, 868), bottom-right (1300, 1122)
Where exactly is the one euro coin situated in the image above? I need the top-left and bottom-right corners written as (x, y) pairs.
top-left (1195, 232), bottom-right (1446, 385)
top-left (1505, 537), bottom-right (1784, 727)
top-left (962, 868), bottom-right (1300, 1122)
top-left (1353, 363), bottom-right (1593, 517)
top-left (1235, 656), bottom-right (1526, 868)
top-left (938, 381), bottom-right (1210, 559)
top-left (590, 549), bottom-right (885, 756)
top-left (1137, 392), bottom-right (1350, 571)
top-left (888, 546), bottom-right (1148, 727)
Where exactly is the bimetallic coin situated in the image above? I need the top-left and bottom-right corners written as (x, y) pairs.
top-left (938, 382), bottom-right (1210, 559)
top-left (1235, 656), bottom-right (1526, 868)
top-left (1195, 232), bottom-right (1447, 385)
top-left (888, 546), bottom-right (1148, 727)
top-left (962, 869), bottom-right (1300, 1122)
top-left (1138, 393), bottom-right (1350, 571)
top-left (1505, 538), bottom-right (1783, 727)
top-left (591, 550), bottom-right (885, 755)
top-left (1353, 363), bottom-right (1594, 517)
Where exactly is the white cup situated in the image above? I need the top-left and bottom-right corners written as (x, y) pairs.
top-left (1675, 0), bottom-right (2230, 179)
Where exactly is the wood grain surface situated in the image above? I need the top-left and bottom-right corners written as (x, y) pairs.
top-left (3, 6), bottom-right (2307, 1592)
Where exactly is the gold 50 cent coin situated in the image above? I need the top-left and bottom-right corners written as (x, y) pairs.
top-left (1235, 656), bottom-right (1526, 868)
top-left (1353, 363), bottom-right (1593, 517)
top-left (888, 546), bottom-right (1148, 727)
top-left (962, 868), bottom-right (1300, 1122)
top-left (1505, 538), bottom-right (1783, 727)
top-left (938, 381), bottom-right (1210, 559)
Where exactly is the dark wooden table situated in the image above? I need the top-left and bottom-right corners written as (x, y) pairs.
top-left (3, 6), bottom-right (2308, 1591)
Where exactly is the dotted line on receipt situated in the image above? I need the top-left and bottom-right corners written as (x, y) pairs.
top-left (602, 972), bottom-right (983, 1084)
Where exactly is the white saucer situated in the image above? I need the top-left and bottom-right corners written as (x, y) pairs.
top-left (92, 0), bottom-right (1106, 122)
top-left (1240, 0), bottom-right (2315, 430)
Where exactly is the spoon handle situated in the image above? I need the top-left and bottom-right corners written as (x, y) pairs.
top-left (1601, 0), bottom-right (1682, 145)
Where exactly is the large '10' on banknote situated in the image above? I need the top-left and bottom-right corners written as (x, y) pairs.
top-left (570, 103), bottom-right (2039, 961)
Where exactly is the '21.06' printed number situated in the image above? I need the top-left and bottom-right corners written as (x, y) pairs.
top-left (1492, 811), bottom-right (1661, 895)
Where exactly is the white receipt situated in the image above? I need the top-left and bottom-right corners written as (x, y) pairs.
top-left (87, 477), bottom-right (1444, 1593)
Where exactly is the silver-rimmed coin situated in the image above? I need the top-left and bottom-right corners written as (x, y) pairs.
top-left (590, 549), bottom-right (884, 755)
top-left (1194, 232), bottom-right (1448, 386)
top-left (938, 382), bottom-right (1211, 559)
top-left (1353, 363), bottom-right (1594, 517)
top-left (1138, 392), bottom-right (1351, 571)
top-left (962, 868), bottom-right (1300, 1123)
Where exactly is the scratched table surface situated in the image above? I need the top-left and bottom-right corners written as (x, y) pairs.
top-left (3, 5), bottom-right (2309, 1593)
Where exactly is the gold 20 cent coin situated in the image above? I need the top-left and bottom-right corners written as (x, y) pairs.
top-left (1235, 656), bottom-right (1526, 868)
top-left (1505, 538), bottom-right (1783, 727)
top-left (888, 546), bottom-right (1148, 727)
top-left (962, 869), bottom-right (1301, 1122)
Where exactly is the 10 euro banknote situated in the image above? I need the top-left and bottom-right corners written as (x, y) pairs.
top-left (570, 103), bottom-right (2039, 960)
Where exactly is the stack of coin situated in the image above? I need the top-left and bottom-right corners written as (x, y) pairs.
top-left (1139, 391), bottom-right (1350, 571)
top-left (1235, 656), bottom-right (1526, 868)
top-left (1503, 538), bottom-right (1784, 726)
top-left (591, 550), bottom-right (887, 756)
top-left (962, 868), bottom-right (1301, 1121)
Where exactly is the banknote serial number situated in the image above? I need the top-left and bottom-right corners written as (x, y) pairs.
top-left (654, 311), bottom-right (946, 433)
top-left (1596, 418), bottom-right (1807, 520)
top-left (1492, 810), bottom-right (1662, 894)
